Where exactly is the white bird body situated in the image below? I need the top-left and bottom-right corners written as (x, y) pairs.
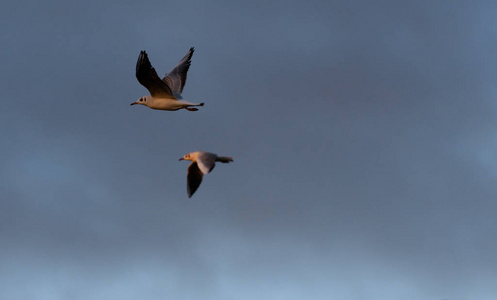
top-left (137, 95), bottom-right (203, 111)
top-left (131, 47), bottom-right (204, 111)
top-left (179, 151), bottom-right (233, 198)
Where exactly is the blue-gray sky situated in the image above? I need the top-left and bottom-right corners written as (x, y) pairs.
top-left (2, 0), bottom-right (497, 299)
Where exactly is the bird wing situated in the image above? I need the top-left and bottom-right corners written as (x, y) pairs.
top-left (187, 162), bottom-right (204, 198)
top-left (196, 152), bottom-right (217, 175)
top-left (162, 47), bottom-right (194, 99)
top-left (136, 51), bottom-right (175, 98)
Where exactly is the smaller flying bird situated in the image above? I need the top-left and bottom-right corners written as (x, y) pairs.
top-left (179, 151), bottom-right (233, 198)
top-left (131, 47), bottom-right (204, 111)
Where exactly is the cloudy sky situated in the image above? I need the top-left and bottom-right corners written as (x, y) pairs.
top-left (2, 0), bottom-right (497, 299)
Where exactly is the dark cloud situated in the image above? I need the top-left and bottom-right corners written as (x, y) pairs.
top-left (1, 0), bottom-right (497, 299)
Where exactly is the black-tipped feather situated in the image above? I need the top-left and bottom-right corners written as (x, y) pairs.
top-left (162, 47), bottom-right (194, 99)
top-left (136, 51), bottom-right (174, 98)
top-left (187, 162), bottom-right (203, 198)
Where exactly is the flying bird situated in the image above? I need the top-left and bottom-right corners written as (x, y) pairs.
top-left (179, 151), bottom-right (233, 198)
top-left (131, 47), bottom-right (204, 111)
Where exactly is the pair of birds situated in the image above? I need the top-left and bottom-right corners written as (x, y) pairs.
top-left (131, 47), bottom-right (233, 198)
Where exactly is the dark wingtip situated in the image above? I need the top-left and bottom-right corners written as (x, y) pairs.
top-left (138, 51), bottom-right (148, 61)
top-left (199, 102), bottom-right (204, 106)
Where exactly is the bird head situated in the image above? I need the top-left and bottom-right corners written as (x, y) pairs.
top-left (179, 152), bottom-right (196, 162)
top-left (130, 96), bottom-right (150, 106)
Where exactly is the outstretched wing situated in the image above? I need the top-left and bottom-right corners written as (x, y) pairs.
top-left (162, 47), bottom-right (194, 99)
top-left (187, 162), bottom-right (204, 198)
top-left (136, 51), bottom-right (174, 98)
top-left (197, 152), bottom-right (217, 175)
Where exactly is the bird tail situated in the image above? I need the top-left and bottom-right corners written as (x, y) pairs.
top-left (217, 156), bottom-right (233, 163)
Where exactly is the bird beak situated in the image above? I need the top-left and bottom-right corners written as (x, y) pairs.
top-left (130, 102), bottom-right (138, 106)
top-left (179, 158), bottom-right (184, 161)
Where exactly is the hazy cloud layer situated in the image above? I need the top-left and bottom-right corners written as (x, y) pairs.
top-left (2, 0), bottom-right (497, 299)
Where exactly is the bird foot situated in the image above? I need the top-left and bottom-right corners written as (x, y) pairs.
top-left (185, 107), bottom-right (199, 111)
